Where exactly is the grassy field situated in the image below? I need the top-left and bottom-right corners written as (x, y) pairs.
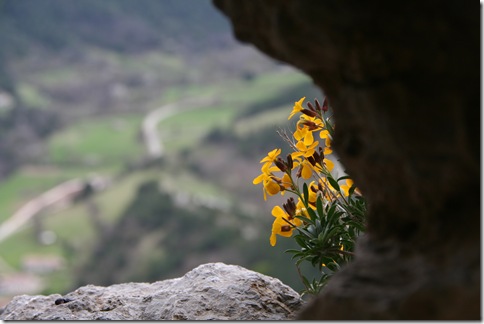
top-left (47, 113), bottom-right (145, 169)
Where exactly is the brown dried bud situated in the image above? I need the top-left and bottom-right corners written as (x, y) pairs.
top-left (312, 151), bottom-right (321, 165)
top-left (306, 102), bottom-right (316, 111)
top-left (274, 157), bottom-right (287, 172)
top-left (286, 154), bottom-right (293, 170)
top-left (318, 147), bottom-right (325, 160)
top-left (302, 120), bottom-right (319, 131)
top-left (314, 98), bottom-right (322, 112)
top-left (307, 155), bottom-right (316, 166)
top-left (301, 108), bottom-right (317, 117)
top-left (283, 197), bottom-right (297, 217)
top-left (322, 97), bottom-right (329, 112)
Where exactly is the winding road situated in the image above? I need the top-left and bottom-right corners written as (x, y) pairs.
top-left (0, 176), bottom-right (109, 244)
top-left (142, 96), bottom-right (216, 159)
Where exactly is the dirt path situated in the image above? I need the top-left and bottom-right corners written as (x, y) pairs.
top-left (142, 96), bottom-right (216, 159)
top-left (0, 177), bottom-right (108, 244)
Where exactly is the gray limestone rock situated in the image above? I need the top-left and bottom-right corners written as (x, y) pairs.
top-left (0, 262), bottom-right (304, 320)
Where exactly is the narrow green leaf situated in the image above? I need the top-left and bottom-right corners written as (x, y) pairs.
top-left (327, 176), bottom-right (340, 192)
top-left (301, 275), bottom-right (310, 288)
top-left (306, 207), bottom-right (317, 222)
top-left (303, 182), bottom-right (309, 203)
top-left (337, 175), bottom-right (351, 182)
top-left (316, 197), bottom-right (324, 221)
top-left (297, 216), bottom-right (315, 227)
top-left (349, 185), bottom-right (356, 196)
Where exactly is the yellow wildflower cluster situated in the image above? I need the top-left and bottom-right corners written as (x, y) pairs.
top-left (253, 97), bottom-right (360, 246)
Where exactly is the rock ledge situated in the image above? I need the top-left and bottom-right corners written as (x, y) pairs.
top-left (0, 262), bottom-right (304, 320)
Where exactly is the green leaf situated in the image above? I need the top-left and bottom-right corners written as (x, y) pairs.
top-left (301, 274), bottom-right (310, 288)
top-left (303, 182), bottom-right (309, 204)
top-left (296, 215), bottom-right (314, 225)
top-left (326, 202), bottom-right (337, 220)
top-left (296, 226), bottom-right (314, 239)
top-left (325, 118), bottom-right (335, 137)
top-left (294, 235), bottom-right (308, 248)
top-left (349, 185), bottom-right (356, 196)
top-left (316, 197), bottom-right (324, 220)
top-left (327, 176), bottom-right (340, 192)
top-left (337, 175), bottom-right (351, 182)
top-left (306, 207), bottom-right (317, 222)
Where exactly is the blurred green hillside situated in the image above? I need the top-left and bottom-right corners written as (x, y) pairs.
top-left (0, 0), bottom-right (324, 306)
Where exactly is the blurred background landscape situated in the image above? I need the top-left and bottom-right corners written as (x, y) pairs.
top-left (0, 0), bottom-right (324, 306)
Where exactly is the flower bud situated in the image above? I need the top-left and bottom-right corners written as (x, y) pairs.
top-left (322, 98), bottom-right (329, 112)
top-left (307, 155), bottom-right (316, 166)
top-left (301, 108), bottom-right (317, 117)
top-left (318, 147), bottom-right (325, 160)
top-left (274, 157), bottom-right (287, 172)
top-left (283, 197), bottom-right (297, 218)
top-left (314, 98), bottom-right (322, 112)
top-left (286, 154), bottom-right (293, 170)
top-left (306, 102), bottom-right (316, 111)
top-left (302, 120), bottom-right (319, 131)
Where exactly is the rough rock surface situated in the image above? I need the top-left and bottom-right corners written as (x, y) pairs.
top-left (213, 0), bottom-right (480, 320)
top-left (0, 263), bottom-right (304, 320)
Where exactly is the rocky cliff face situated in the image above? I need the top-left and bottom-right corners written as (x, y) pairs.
top-left (0, 263), bottom-right (304, 320)
top-left (213, 0), bottom-right (480, 320)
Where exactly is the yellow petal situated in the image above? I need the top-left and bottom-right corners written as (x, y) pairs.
top-left (265, 180), bottom-right (281, 196)
top-left (253, 173), bottom-right (265, 185)
top-left (301, 162), bottom-right (313, 179)
top-left (281, 173), bottom-right (292, 188)
top-left (288, 97), bottom-right (305, 120)
top-left (320, 129), bottom-right (330, 139)
top-left (324, 158), bottom-right (334, 171)
top-left (271, 205), bottom-right (286, 218)
top-left (270, 234), bottom-right (277, 246)
top-left (303, 130), bottom-right (314, 146)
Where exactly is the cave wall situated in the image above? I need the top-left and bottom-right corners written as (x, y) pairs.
top-left (213, 1), bottom-right (480, 320)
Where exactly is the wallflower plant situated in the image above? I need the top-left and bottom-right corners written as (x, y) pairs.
top-left (253, 97), bottom-right (367, 296)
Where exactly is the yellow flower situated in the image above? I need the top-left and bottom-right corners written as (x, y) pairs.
top-left (260, 148), bottom-right (281, 170)
top-left (299, 160), bottom-right (314, 179)
top-left (320, 129), bottom-right (330, 140)
top-left (281, 173), bottom-right (292, 189)
top-left (323, 157), bottom-right (334, 171)
top-left (291, 140), bottom-right (319, 159)
top-left (319, 129), bottom-right (333, 154)
top-left (287, 97), bottom-right (306, 120)
top-left (270, 205), bottom-right (302, 246)
top-left (253, 165), bottom-right (282, 200)
top-left (308, 181), bottom-right (319, 206)
top-left (298, 115), bottom-right (324, 131)
top-left (340, 179), bottom-right (361, 196)
top-left (293, 126), bottom-right (315, 146)
top-left (295, 198), bottom-right (309, 217)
